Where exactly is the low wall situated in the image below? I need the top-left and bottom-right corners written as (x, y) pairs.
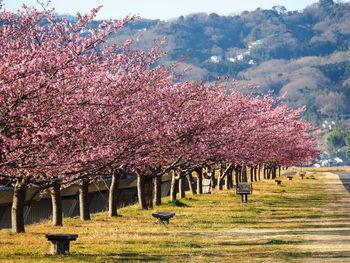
top-left (0, 175), bottom-right (172, 229)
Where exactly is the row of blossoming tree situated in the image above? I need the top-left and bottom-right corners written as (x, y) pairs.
top-left (0, 4), bottom-right (319, 233)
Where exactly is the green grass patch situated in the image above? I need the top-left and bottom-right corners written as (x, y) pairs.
top-left (1, 172), bottom-right (349, 262)
top-left (167, 200), bottom-right (189, 207)
top-left (266, 239), bottom-right (299, 245)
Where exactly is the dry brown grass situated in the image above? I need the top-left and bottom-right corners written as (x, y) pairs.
top-left (289, 166), bottom-right (350, 173)
top-left (1, 170), bottom-right (350, 262)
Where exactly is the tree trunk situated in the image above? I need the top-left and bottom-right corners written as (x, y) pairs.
top-left (234, 167), bottom-right (239, 185)
top-left (154, 173), bottom-right (162, 205)
top-left (224, 170), bottom-right (230, 190)
top-left (137, 174), bottom-right (145, 209)
top-left (170, 171), bottom-right (177, 201)
top-left (145, 177), bottom-right (154, 209)
top-left (268, 167), bottom-right (272, 179)
top-left (225, 167), bottom-right (233, 190)
top-left (187, 172), bottom-right (196, 195)
top-left (272, 166), bottom-right (277, 179)
top-left (196, 168), bottom-right (203, 194)
top-left (179, 175), bottom-right (186, 199)
top-left (230, 168), bottom-right (234, 188)
top-left (250, 166), bottom-right (254, 182)
top-left (241, 163), bottom-right (247, 182)
top-left (137, 174), bottom-right (154, 210)
top-left (258, 165), bottom-right (261, 181)
top-left (278, 166), bottom-right (281, 177)
top-left (51, 184), bottom-right (63, 226)
top-left (11, 185), bottom-right (26, 233)
top-left (218, 165), bottom-right (223, 190)
top-left (109, 170), bottom-right (121, 217)
top-left (79, 178), bottom-right (90, 221)
top-left (218, 176), bottom-right (223, 190)
top-left (210, 166), bottom-right (216, 190)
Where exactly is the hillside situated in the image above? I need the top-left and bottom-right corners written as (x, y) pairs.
top-left (106, 0), bottom-right (350, 123)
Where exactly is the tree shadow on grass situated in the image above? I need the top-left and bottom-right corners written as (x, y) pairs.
top-left (3, 252), bottom-right (163, 262)
top-left (58, 252), bottom-right (162, 262)
top-left (282, 251), bottom-right (350, 259)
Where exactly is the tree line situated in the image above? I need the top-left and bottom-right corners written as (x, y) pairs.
top-left (110, 0), bottom-right (350, 121)
top-left (0, 5), bottom-right (319, 233)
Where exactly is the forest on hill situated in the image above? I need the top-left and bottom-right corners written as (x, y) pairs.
top-left (103, 0), bottom-right (350, 123)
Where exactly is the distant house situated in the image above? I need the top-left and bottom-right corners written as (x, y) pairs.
top-left (248, 59), bottom-right (256, 65)
top-left (334, 157), bottom-right (343, 164)
top-left (210, 55), bottom-right (220, 63)
top-left (236, 54), bottom-right (244, 61)
top-left (248, 40), bottom-right (263, 50)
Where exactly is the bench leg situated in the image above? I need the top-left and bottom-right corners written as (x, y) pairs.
top-left (159, 218), bottom-right (170, 224)
top-left (51, 240), bottom-right (70, 255)
top-left (241, 194), bottom-right (248, 203)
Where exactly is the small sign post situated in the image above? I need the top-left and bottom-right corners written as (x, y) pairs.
top-left (236, 182), bottom-right (252, 203)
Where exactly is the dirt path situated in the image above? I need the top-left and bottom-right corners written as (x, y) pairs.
top-left (251, 172), bottom-right (350, 262)
top-left (191, 172), bottom-right (350, 262)
top-left (282, 172), bottom-right (350, 262)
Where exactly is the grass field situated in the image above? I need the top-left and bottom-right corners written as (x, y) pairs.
top-left (1, 170), bottom-right (350, 262)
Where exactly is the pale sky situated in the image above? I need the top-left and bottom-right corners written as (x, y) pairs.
top-left (1, 0), bottom-right (340, 20)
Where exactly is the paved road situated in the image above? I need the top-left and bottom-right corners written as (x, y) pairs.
top-left (336, 172), bottom-right (350, 193)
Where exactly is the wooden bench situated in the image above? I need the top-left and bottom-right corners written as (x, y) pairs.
top-left (152, 211), bottom-right (175, 224)
top-left (275, 179), bottom-right (282, 185)
top-left (284, 172), bottom-right (295, 181)
top-left (45, 234), bottom-right (78, 254)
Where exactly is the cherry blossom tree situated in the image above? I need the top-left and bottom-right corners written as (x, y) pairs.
top-left (0, 4), bottom-right (137, 232)
top-left (0, 3), bottom-right (320, 233)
